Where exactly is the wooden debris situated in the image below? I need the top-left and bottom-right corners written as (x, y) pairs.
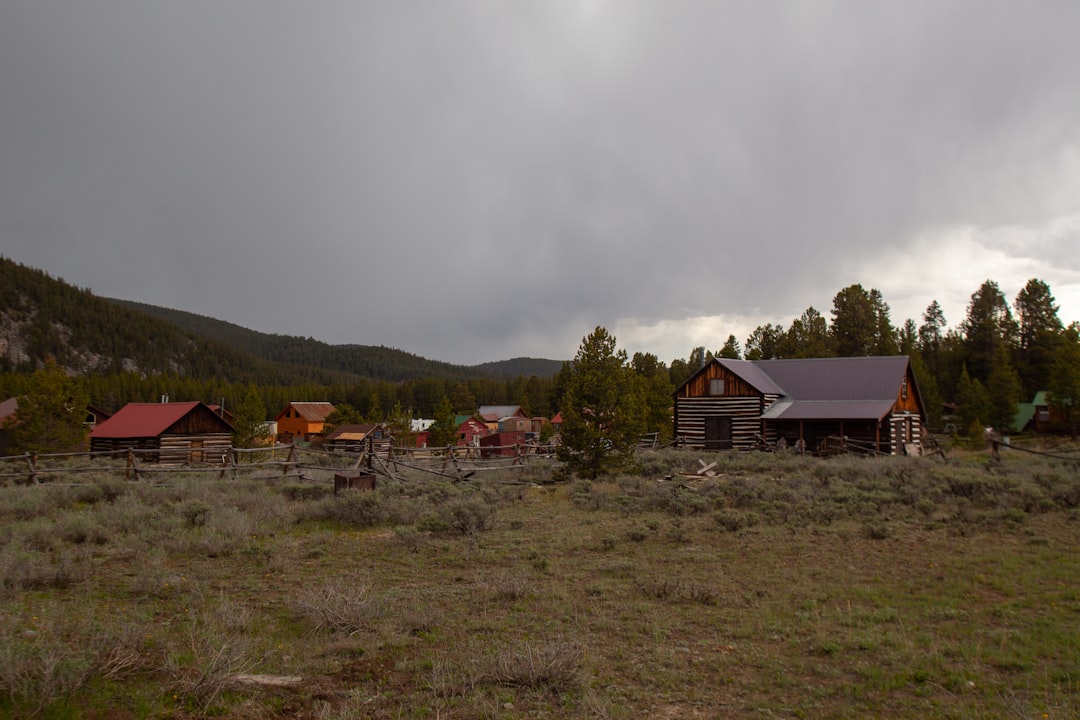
top-left (231, 673), bottom-right (304, 687)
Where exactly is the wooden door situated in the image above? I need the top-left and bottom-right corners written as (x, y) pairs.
top-left (705, 416), bottom-right (733, 450)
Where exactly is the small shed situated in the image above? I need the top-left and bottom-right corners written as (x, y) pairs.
top-left (479, 431), bottom-right (529, 457)
top-left (323, 423), bottom-right (389, 452)
top-left (89, 401), bottom-right (234, 464)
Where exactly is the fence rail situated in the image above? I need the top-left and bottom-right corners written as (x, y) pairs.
top-left (0, 441), bottom-right (557, 486)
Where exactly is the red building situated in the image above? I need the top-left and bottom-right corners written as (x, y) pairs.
top-left (455, 415), bottom-right (490, 446)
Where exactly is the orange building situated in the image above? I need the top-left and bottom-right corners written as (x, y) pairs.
top-left (274, 401), bottom-right (336, 443)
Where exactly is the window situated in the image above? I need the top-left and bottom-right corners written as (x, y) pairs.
top-left (709, 378), bottom-right (726, 396)
top-left (901, 380), bottom-right (908, 400)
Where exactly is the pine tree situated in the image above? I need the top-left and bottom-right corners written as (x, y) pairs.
top-left (386, 401), bottom-right (415, 447)
top-left (781, 307), bottom-right (832, 358)
top-left (427, 396), bottom-right (459, 448)
top-left (745, 324), bottom-right (785, 360)
top-left (1048, 323), bottom-right (1080, 437)
top-left (717, 335), bottom-right (742, 360)
top-left (960, 280), bottom-right (1018, 384)
top-left (10, 357), bottom-right (90, 454)
top-left (556, 327), bottom-right (646, 478)
top-left (230, 385), bottom-right (269, 448)
top-left (986, 344), bottom-right (1022, 433)
top-left (955, 364), bottom-right (991, 436)
top-left (1014, 278), bottom-right (1063, 397)
top-left (631, 352), bottom-right (675, 444)
top-left (830, 284), bottom-right (880, 356)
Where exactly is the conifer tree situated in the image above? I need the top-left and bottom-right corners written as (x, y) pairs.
top-left (10, 357), bottom-right (90, 454)
top-left (717, 335), bottom-right (742, 360)
top-left (230, 385), bottom-right (268, 448)
top-left (781, 307), bottom-right (832, 358)
top-left (1014, 278), bottom-right (1063, 397)
top-left (955, 364), bottom-right (991, 437)
top-left (745, 324), bottom-right (785, 360)
top-left (556, 327), bottom-right (646, 478)
top-left (986, 344), bottom-right (1022, 432)
top-left (427, 396), bottom-right (459, 448)
top-left (960, 280), bottom-right (1018, 384)
top-left (1048, 323), bottom-right (1080, 437)
top-left (631, 351), bottom-right (675, 444)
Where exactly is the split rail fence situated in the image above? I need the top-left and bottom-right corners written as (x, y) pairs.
top-left (0, 440), bottom-right (558, 487)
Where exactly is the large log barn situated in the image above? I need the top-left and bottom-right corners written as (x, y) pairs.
top-left (673, 356), bottom-right (925, 455)
top-left (89, 401), bottom-right (234, 464)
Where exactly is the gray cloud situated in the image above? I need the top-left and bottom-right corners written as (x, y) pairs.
top-left (2, 1), bottom-right (1079, 365)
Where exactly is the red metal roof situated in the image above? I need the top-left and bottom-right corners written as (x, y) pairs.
top-left (90, 402), bottom-right (224, 439)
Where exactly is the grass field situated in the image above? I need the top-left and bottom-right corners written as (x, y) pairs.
top-left (1, 446), bottom-right (1078, 719)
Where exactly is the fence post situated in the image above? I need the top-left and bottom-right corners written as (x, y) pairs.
top-left (27, 452), bottom-right (38, 485)
top-left (125, 449), bottom-right (142, 481)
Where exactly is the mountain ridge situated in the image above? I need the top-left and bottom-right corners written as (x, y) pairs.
top-left (0, 257), bottom-right (565, 383)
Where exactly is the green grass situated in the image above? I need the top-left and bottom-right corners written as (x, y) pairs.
top-left (0, 447), bottom-right (1078, 718)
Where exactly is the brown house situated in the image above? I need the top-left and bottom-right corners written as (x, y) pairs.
top-left (477, 405), bottom-right (529, 432)
top-left (89, 401), bottom-right (233, 464)
top-left (673, 356), bottom-right (925, 455)
top-left (275, 401), bottom-right (336, 443)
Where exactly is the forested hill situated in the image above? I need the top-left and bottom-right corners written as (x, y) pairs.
top-left (111, 299), bottom-right (564, 381)
top-left (0, 257), bottom-right (361, 385)
top-left (0, 257), bottom-right (563, 383)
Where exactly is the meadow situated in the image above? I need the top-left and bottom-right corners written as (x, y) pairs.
top-left (1, 446), bottom-right (1077, 719)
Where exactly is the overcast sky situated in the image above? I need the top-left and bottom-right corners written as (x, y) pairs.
top-left (2, 2), bottom-right (1079, 366)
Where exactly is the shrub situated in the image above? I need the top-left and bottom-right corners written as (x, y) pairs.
top-left (56, 512), bottom-right (110, 545)
top-left (479, 640), bottom-right (583, 693)
top-left (0, 544), bottom-right (93, 595)
top-left (280, 483), bottom-right (329, 502)
top-left (392, 525), bottom-right (430, 553)
top-left (482, 570), bottom-right (532, 601)
top-left (438, 495), bottom-right (497, 536)
top-left (862, 521), bottom-right (891, 540)
top-left (0, 604), bottom-right (118, 714)
top-left (164, 615), bottom-right (258, 713)
top-left (292, 577), bottom-right (386, 636)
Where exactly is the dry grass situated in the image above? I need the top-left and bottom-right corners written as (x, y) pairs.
top-left (0, 447), bottom-right (1077, 718)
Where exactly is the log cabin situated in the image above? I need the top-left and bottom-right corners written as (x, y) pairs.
top-left (89, 401), bottom-right (233, 464)
top-left (673, 356), bottom-right (925, 455)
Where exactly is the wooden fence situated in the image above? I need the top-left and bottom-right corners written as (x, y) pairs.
top-left (0, 440), bottom-right (557, 486)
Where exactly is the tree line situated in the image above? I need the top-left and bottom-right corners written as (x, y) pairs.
top-left (4, 262), bottom-right (1078, 457)
top-left (666, 278), bottom-right (1079, 437)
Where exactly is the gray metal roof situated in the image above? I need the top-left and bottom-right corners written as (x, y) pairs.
top-left (716, 359), bottom-right (787, 395)
top-left (477, 405), bottom-right (526, 420)
top-left (736, 356), bottom-right (911, 421)
top-left (761, 399), bottom-right (898, 421)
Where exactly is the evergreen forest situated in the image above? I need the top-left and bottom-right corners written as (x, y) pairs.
top-left (2, 256), bottom-right (1079, 447)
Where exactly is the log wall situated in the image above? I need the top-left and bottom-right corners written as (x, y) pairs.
top-left (674, 396), bottom-right (764, 449)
